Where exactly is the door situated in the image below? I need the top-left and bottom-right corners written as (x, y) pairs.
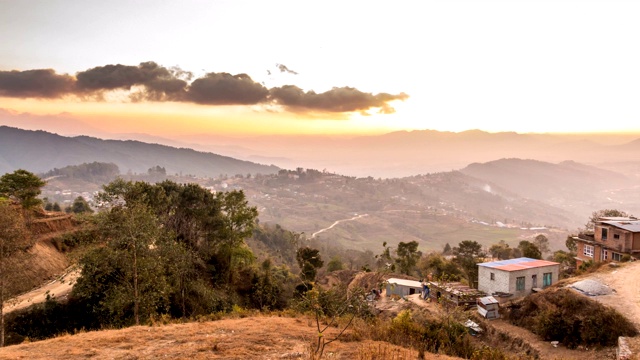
top-left (532, 274), bottom-right (537, 288)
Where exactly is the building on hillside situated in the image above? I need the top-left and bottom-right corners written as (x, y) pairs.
top-left (427, 281), bottom-right (485, 308)
top-left (573, 217), bottom-right (640, 266)
top-left (385, 278), bottom-right (422, 298)
top-left (477, 257), bottom-right (559, 300)
top-left (477, 296), bottom-right (500, 319)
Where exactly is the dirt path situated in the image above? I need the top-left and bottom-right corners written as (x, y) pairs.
top-left (581, 261), bottom-right (640, 328)
top-left (4, 267), bottom-right (80, 314)
top-left (311, 214), bottom-right (368, 238)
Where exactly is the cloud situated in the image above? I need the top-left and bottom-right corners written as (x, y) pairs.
top-left (0, 69), bottom-right (75, 98)
top-left (276, 64), bottom-right (298, 75)
top-left (269, 85), bottom-right (409, 114)
top-left (76, 62), bottom-right (188, 101)
top-left (0, 62), bottom-right (408, 115)
top-left (186, 72), bottom-right (269, 105)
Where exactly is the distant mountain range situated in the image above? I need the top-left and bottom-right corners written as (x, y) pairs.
top-left (0, 126), bottom-right (279, 177)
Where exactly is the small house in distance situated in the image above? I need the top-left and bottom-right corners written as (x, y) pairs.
top-left (477, 257), bottom-right (560, 300)
top-left (385, 278), bottom-right (422, 298)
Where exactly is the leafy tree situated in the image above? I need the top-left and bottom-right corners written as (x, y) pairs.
top-left (77, 203), bottom-right (171, 326)
top-left (52, 203), bottom-right (61, 212)
top-left (518, 240), bottom-right (542, 259)
top-left (0, 170), bottom-right (46, 209)
top-left (489, 240), bottom-right (520, 260)
top-left (395, 241), bottom-right (421, 275)
top-left (565, 235), bottom-right (577, 253)
top-left (418, 252), bottom-right (462, 281)
top-left (585, 209), bottom-right (630, 231)
top-left (71, 196), bottom-right (93, 214)
top-left (452, 240), bottom-right (484, 288)
top-left (533, 234), bottom-right (550, 255)
top-left (375, 241), bottom-right (395, 271)
top-left (296, 247), bottom-right (323, 282)
top-left (0, 202), bottom-right (30, 346)
top-left (327, 256), bottom-right (344, 272)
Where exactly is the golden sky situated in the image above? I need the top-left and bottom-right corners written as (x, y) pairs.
top-left (1, 0), bottom-right (640, 137)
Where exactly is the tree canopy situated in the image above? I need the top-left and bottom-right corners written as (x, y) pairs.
top-left (0, 170), bottom-right (46, 209)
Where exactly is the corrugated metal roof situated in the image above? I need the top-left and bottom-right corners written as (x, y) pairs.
top-left (478, 257), bottom-right (559, 272)
top-left (600, 220), bottom-right (640, 232)
top-left (478, 296), bottom-right (499, 305)
top-left (386, 278), bottom-right (422, 288)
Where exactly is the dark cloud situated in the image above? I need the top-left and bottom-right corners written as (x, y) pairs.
top-left (269, 85), bottom-right (409, 114)
top-left (276, 64), bottom-right (298, 75)
top-left (0, 69), bottom-right (75, 98)
top-left (76, 62), bottom-right (188, 101)
top-left (0, 62), bottom-right (408, 114)
top-left (186, 72), bottom-right (269, 105)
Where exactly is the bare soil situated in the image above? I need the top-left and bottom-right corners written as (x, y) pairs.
top-left (0, 316), bottom-right (461, 360)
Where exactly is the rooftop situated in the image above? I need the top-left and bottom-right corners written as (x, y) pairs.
top-left (386, 278), bottom-right (422, 288)
top-left (599, 220), bottom-right (640, 232)
top-left (478, 257), bottom-right (559, 272)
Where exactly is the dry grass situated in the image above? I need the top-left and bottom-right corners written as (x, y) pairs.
top-left (0, 315), bottom-right (461, 360)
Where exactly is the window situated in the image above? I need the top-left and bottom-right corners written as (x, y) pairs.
top-left (602, 249), bottom-right (608, 261)
top-left (612, 252), bottom-right (623, 261)
top-left (602, 228), bottom-right (608, 240)
top-left (614, 234), bottom-right (620, 239)
top-left (516, 276), bottom-right (525, 291)
top-left (584, 244), bottom-right (594, 258)
top-left (543, 273), bottom-right (552, 287)
top-left (490, 272), bottom-right (495, 281)
top-left (532, 274), bottom-right (537, 288)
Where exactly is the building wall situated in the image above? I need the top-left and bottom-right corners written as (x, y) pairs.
top-left (385, 283), bottom-right (421, 297)
top-left (478, 267), bottom-right (510, 295)
top-left (478, 264), bottom-right (559, 298)
top-left (595, 224), bottom-right (632, 253)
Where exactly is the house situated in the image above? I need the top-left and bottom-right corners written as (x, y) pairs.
top-left (574, 217), bottom-right (640, 265)
top-left (427, 281), bottom-right (485, 308)
top-left (385, 278), bottom-right (422, 298)
top-left (477, 257), bottom-right (560, 300)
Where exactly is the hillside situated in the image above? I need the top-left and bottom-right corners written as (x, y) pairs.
top-left (460, 159), bottom-right (640, 224)
top-left (0, 316), bottom-right (460, 360)
top-left (0, 126), bottom-right (279, 177)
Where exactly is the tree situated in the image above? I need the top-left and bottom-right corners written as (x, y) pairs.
top-left (518, 240), bottom-right (542, 259)
top-left (395, 241), bottom-right (421, 275)
top-left (586, 209), bottom-right (630, 231)
top-left (296, 247), bottom-right (323, 282)
top-left (565, 235), bottom-right (577, 253)
top-left (533, 234), bottom-right (550, 255)
top-left (489, 240), bottom-right (520, 260)
top-left (74, 203), bottom-right (171, 326)
top-left (419, 252), bottom-right (462, 281)
top-left (452, 240), bottom-right (484, 288)
top-left (71, 196), bottom-right (93, 214)
top-left (52, 202), bottom-right (61, 212)
top-left (327, 256), bottom-right (344, 272)
top-left (442, 243), bottom-right (452, 255)
top-left (0, 202), bottom-right (30, 346)
top-left (0, 170), bottom-right (46, 209)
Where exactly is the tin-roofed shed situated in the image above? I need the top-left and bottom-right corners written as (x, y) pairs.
top-left (477, 257), bottom-right (559, 299)
top-left (385, 278), bottom-right (422, 298)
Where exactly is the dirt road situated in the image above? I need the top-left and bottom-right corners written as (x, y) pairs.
top-left (577, 261), bottom-right (640, 328)
top-left (4, 267), bottom-right (80, 314)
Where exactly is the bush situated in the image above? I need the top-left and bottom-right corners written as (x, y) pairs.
top-left (504, 288), bottom-right (637, 348)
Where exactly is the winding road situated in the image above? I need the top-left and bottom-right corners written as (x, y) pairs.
top-left (311, 214), bottom-right (368, 238)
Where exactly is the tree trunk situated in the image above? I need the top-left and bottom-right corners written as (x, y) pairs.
top-left (1, 246), bottom-right (5, 347)
top-left (133, 246), bottom-right (139, 326)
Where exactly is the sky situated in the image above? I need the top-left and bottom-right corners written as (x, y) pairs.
top-left (1, 0), bottom-right (640, 137)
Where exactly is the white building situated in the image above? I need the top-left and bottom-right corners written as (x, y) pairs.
top-left (477, 257), bottom-right (560, 299)
top-left (385, 278), bottom-right (423, 297)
